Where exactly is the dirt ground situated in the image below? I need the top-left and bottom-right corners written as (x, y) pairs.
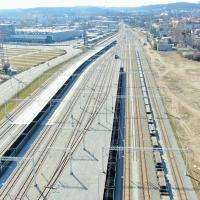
top-left (136, 30), bottom-right (200, 189)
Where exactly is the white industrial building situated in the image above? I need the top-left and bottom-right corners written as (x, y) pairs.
top-left (9, 28), bottom-right (83, 43)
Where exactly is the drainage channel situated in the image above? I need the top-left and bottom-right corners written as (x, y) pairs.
top-left (103, 67), bottom-right (126, 200)
top-left (0, 41), bottom-right (117, 183)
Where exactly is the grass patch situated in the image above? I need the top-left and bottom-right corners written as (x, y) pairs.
top-left (0, 51), bottom-right (83, 121)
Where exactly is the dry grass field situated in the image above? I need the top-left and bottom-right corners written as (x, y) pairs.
top-left (4, 47), bottom-right (66, 71)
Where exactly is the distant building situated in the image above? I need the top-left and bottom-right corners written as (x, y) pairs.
top-left (10, 28), bottom-right (83, 43)
top-left (184, 20), bottom-right (200, 30)
top-left (1, 24), bottom-right (83, 43)
top-left (151, 21), bottom-right (170, 37)
top-left (191, 29), bottom-right (200, 36)
top-left (156, 37), bottom-right (173, 51)
top-left (0, 24), bottom-right (15, 37)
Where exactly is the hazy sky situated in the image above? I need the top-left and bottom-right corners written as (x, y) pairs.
top-left (0, 0), bottom-right (199, 9)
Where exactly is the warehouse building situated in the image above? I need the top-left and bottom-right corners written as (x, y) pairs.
top-left (10, 28), bottom-right (83, 43)
top-left (0, 24), bottom-right (83, 43)
top-left (0, 24), bottom-right (15, 37)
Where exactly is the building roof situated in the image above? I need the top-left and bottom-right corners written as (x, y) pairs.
top-left (15, 28), bottom-right (76, 34)
top-left (0, 24), bottom-right (13, 26)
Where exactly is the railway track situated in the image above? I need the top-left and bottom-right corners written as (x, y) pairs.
top-left (0, 41), bottom-right (117, 157)
top-left (0, 50), bottom-right (109, 197)
top-left (123, 30), bottom-right (152, 200)
top-left (1, 28), bottom-right (192, 200)
top-left (0, 48), bottom-right (117, 199)
top-left (132, 43), bottom-right (151, 200)
top-left (123, 35), bottom-right (132, 200)
top-left (0, 70), bottom-right (60, 130)
top-left (38, 49), bottom-right (116, 199)
top-left (0, 70), bottom-right (67, 156)
top-left (140, 54), bottom-right (188, 199)
top-left (123, 28), bottom-right (167, 200)
top-left (136, 40), bottom-right (188, 200)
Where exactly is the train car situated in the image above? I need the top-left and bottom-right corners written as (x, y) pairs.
top-left (144, 97), bottom-right (149, 106)
top-left (142, 86), bottom-right (146, 93)
top-left (162, 196), bottom-right (171, 200)
top-left (154, 151), bottom-right (163, 171)
top-left (148, 124), bottom-right (157, 136)
top-left (140, 79), bottom-right (145, 87)
top-left (151, 136), bottom-right (159, 148)
top-left (140, 77), bottom-right (145, 83)
top-left (147, 114), bottom-right (154, 124)
top-left (143, 91), bottom-right (148, 99)
top-left (157, 171), bottom-right (169, 195)
top-left (114, 54), bottom-right (119, 59)
top-left (145, 104), bottom-right (152, 114)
